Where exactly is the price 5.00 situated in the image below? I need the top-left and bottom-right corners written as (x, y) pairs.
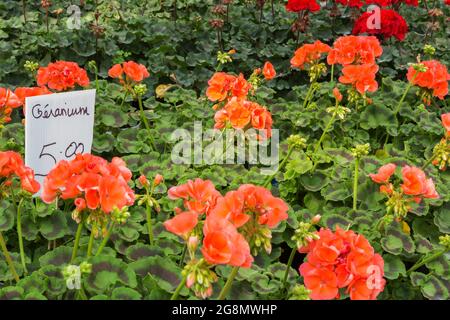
top-left (36, 141), bottom-right (85, 177)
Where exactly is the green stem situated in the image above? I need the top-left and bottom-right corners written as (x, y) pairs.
top-left (421, 154), bottom-right (437, 170)
top-left (407, 249), bottom-right (448, 275)
top-left (170, 274), bottom-right (187, 300)
top-left (145, 201), bottom-right (154, 245)
top-left (330, 64), bottom-right (334, 82)
top-left (312, 112), bottom-right (337, 170)
top-left (179, 243), bottom-right (187, 267)
top-left (394, 82), bottom-right (413, 116)
top-left (217, 266), bottom-right (240, 300)
top-left (120, 91), bottom-right (128, 108)
top-left (353, 157), bottom-right (359, 211)
top-left (86, 227), bottom-right (95, 258)
top-left (282, 247), bottom-right (296, 292)
top-left (263, 146), bottom-right (294, 188)
top-left (0, 231), bottom-right (20, 283)
top-left (95, 222), bottom-right (115, 257)
top-left (138, 95), bottom-right (157, 150)
top-left (16, 198), bottom-right (27, 274)
top-left (71, 222), bottom-right (83, 263)
top-left (302, 82), bottom-right (315, 109)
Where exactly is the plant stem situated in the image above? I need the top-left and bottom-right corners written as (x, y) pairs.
top-left (0, 231), bottom-right (20, 283)
top-left (282, 247), bottom-right (296, 292)
top-left (138, 95), bottom-right (157, 150)
top-left (302, 82), bottom-right (315, 109)
top-left (145, 201), bottom-right (154, 245)
top-left (120, 91), bottom-right (128, 108)
top-left (217, 266), bottom-right (240, 300)
top-left (16, 198), bottom-right (27, 274)
top-left (87, 227), bottom-right (95, 258)
top-left (22, 0), bottom-right (27, 23)
top-left (330, 64), bottom-right (334, 82)
top-left (179, 243), bottom-right (187, 267)
top-left (421, 154), bottom-right (436, 170)
top-left (407, 249), bottom-right (448, 275)
top-left (95, 222), bottom-right (115, 256)
top-left (170, 274), bottom-right (187, 300)
top-left (71, 222), bottom-right (83, 263)
top-left (312, 112), bottom-right (337, 170)
top-left (353, 157), bottom-right (359, 211)
top-left (394, 78), bottom-right (415, 116)
top-left (263, 146), bottom-right (294, 188)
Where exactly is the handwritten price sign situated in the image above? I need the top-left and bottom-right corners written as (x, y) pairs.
top-left (25, 89), bottom-right (96, 190)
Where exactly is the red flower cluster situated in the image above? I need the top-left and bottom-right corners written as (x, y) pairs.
top-left (370, 164), bottom-right (439, 201)
top-left (407, 60), bottom-right (450, 103)
top-left (328, 36), bottom-right (382, 95)
top-left (442, 113), bottom-right (450, 136)
top-left (37, 61), bottom-right (90, 91)
top-left (108, 61), bottom-right (150, 83)
top-left (286, 0), bottom-right (321, 12)
top-left (299, 227), bottom-right (386, 300)
top-left (352, 9), bottom-right (408, 41)
top-left (41, 154), bottom-right (135, 213)
top-left (0, 151), bottom-right (40, 194)
top-left (164, 179), bottom-right (289, 269)
top-left (0, 88), bottom-right (22, 124)
top-left (14, 86), bottom-right (52, 115)
top-left (366, 0), bottom-right (418, 6)
top-left (334, 0), bottom-right (364, 8)
top-left (290, 40), bottom-right (331, 70)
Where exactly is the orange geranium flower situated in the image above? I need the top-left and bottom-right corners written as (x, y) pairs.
top-left (263, 61), bottom-right (276, 80)
top-left (299, 226), bottom-right (385, 300)
top-left (0, 151), bottom-right (40, 194)
top-left (327, 36), bottom-right (383, 66)
top-left (339, 64), bottom-right (379, 94)
top-left (0, 88), bottom-right (22, 124)
top-left (407, 60), bottom-right (450, 101)
top-left (37, 61), bottom-right (90, 91)
top-left (442, 113), bottom-right (450, 135)
top-left (163, 211), bottom-right (199, 238)
top-left (168, 178), bottom-right (221, 215)
top-left (369, 163), bottom-right (396, 184)
top-left (290, 40), bottom-right (331, 69)
top-left (108, 61), bottom-right (150, 83)
top-left (206, 72), bottom-right (237, 102)
top-left (42, 154), bottom-right (134, 213)
top-left (201, 215), bottom-right (253, 268)
top-left (401, 165), bottom-right (439, 199)
top-left (210, 191), bottom-right (249, 228)
top-left (14, 86), bottom-right (52, 105)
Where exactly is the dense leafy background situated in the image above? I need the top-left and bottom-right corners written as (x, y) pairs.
top-left (0, 0), bottom-right (449, 300)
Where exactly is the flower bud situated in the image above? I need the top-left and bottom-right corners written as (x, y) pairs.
top-left (311, 214), bottom-right (321, 225)
top-left (138, 174), bottom-right (149, 187)
top-left (153, 174), bottom-right (163, 186)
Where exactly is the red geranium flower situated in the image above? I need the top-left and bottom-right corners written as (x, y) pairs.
top-left (163, 211), bottom-right (199, 238)
top-left (291, 40), bottom-right (331, 70)
top-left (442, 113), bottom-right (450, 135)
top-left (339, 64), bottom-right (379, 95)
top-left (401, 165), bottom-right (439, 199)
top-left (352, 9), bottom-right (408, 41)
top-left (286, 0), bottom-right (321, 12)
top-left (327, 36), bottom-right (383, 66)
top-left (263, 61), bottom-right (276, 80)
top-left (369, 163), bottom-right (397, 184)
top-left (108, 61), bottom-right (150, 83)
top-left (334, 0), bottom-right (364, 8)
top-left (37, 61), bottom-right (90, 91)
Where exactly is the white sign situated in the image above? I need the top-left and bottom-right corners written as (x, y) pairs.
top-left (25, 89), bottom-right (96, 190)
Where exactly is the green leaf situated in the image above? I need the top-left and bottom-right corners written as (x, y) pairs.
top-left (39, 246), bottom-right (72, 267)
top-left (383, 254), bottom-right (406, 280)
top-left (0, 200), bottom-right (14, 231)
top-left (111, 287), bottom-right (142, 300)
top-left (38, 210), bottom-right (69, 240)
top-left (0, 286), bottom-right (23, 300)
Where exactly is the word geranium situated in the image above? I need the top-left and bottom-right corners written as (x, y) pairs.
top-left (37, 61), bottom-right (90, 91)
top-left (165, 179), bottom-right (288, 299)
top-left (299, 227), bottom-right (386, 300)
top-left (352, 9), bottom-right (408, 41)
top-left (370, 164), bottom-right (439, 220)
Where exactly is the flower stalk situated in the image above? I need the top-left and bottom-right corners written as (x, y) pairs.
top-left (217, 265), bottom-right (240, 300)
top-left (0, 231), bottom-right (20, 282)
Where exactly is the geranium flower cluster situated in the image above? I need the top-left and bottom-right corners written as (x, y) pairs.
top-left (328, 35), bottom-right (383, 96)
top-left (37, 61), bottom-right (90, 91)
top-left (352, 9), bottom-right (408, 41)
top-left (291, 40), bottom-right (331, 82)
top-left (41, 153), bottom-right (135, 214)
top-left (0, 88), bottom-right (22, 125)
top-left (206, 63), bottom-right (275, 139)
top-left (299, 226), bottom-right (386, 300)
top-left (164, 178), bottom-right (288, 298)
top-left (0, 151), bottom-right (40, 194)
top-left (108, 60), bottom-right (150, 84)
top-left (365, 0), bottom-right (418, 6)
top-left (406, 60), bottom-right (450, 104)
top-left (286, 0), bottom-right (321, 12)
top-left (370, 163), bottom-right (439, 219)
top-left (430, 113), bottom-right (450, 171)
